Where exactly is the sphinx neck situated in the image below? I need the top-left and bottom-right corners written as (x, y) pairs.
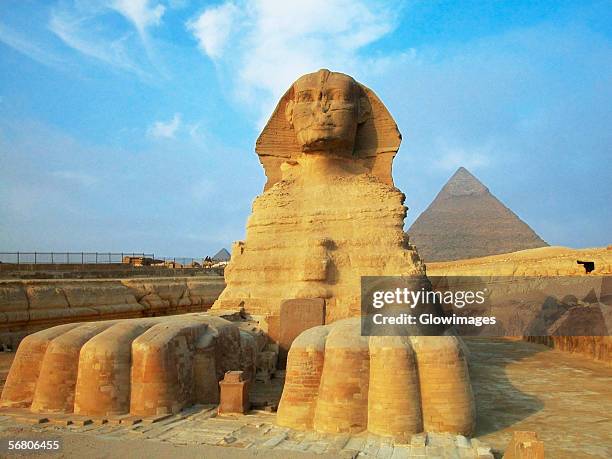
top-left (277, 153), bottom-right (368, 185)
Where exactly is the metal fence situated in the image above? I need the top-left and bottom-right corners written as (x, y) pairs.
top-left (0, 252), bottom-right (154, 265)
top-left (0, 252), bottom-right (225, 267)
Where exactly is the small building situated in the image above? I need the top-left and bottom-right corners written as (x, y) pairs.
top-left (122, 256), bottom-right (158, 266)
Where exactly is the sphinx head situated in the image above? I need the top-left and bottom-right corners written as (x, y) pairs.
top-left (256, 69), bottom-right (401, 189)
top-left (285, 69), bottom-right (371, 156)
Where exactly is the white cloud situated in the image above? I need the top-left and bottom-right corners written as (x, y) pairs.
top-left (109, 0), bottom-right (165, 39)
top-left (49, 8), bottom-right (151, 79)
top-left (148, 113), bottom-right (182, 138)
top-left (51, 170), bottom-right (99, 187)
top-left (187, 0), bottom-right (401, 123)
top-left (187, 2), bottom-right (239, 59)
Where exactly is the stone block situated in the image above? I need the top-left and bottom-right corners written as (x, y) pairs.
top-left (218, 371), bottom-right (249, 415)
top-left (278, 298), bottom-right (325, 368)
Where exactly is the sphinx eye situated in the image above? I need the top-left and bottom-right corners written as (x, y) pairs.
top-left (297, 91), bottom-right (313, 102)
top-left (329, 90), bottom-right (350, 101)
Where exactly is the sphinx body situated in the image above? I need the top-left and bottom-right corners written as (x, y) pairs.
top-left (214, 163), bottom-right (424, 321)
top-left (214, 69), bottom-right (476, 437)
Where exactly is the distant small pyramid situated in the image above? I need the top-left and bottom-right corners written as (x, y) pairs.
top-left (407, 167), bottom-right (548, 262)
top-left (212, 248), bottom-right (231, 261)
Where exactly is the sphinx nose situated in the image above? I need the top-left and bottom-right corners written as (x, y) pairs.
top-left (320, 97), bottom-right (330, 113)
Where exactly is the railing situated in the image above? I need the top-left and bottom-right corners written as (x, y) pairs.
top-left (0, 252), bottom-right (154, 265)
top-left (0, 252), bottom-right (227, 267)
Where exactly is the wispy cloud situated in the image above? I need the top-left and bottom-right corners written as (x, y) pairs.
top-left (0, 21), bottom-right (65, 69)
top-left (108, 0), bottom-right (165, 40)
top-left (47, 1), bottom-right (167, 81)
top-left (49, 7), bottom-right (149, 79)
top-left (148, 113), bottom-right (182, 138)
top-left (108, 0), bottom-right (167, 69)
top-left (187, 0), bottom-right (401, 123)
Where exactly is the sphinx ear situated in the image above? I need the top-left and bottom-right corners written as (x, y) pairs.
top-left (358, 95), bottom-right (371, 124)
top-left (285, 99), bottom-right (295, 126)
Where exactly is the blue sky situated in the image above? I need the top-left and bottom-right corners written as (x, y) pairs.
top-left (1, 0), bottom-right (610, 257)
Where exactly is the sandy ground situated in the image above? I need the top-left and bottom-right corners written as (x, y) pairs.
top-left (467, 338), bottom-right (612, 458)
top-left (0, 426), bottom-right (336, 459)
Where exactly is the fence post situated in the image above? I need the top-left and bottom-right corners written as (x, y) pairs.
top-left (51, 252), bottom-right (54, 263)
top-left (17, 252), bottom-right (20, 265)
top-left (81, 252), bottom-right (84, 264)
top-left (95, 252), bottom-right (98, 264)
top-left (34, 252), bottom-right (37, 264)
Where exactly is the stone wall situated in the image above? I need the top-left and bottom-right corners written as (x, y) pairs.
top-left (426, 246), bottom-right (612, 277)
top-left (427, 246), bottom-right (612, 364)
top-left (0, 276), bottom-right (225, 348)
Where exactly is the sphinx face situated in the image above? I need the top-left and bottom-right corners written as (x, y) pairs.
top-left (287, 70), bottom-right (360, 155)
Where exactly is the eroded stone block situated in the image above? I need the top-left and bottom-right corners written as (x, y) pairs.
top-left (218, 371), bottom-right (249, 415)
top-left (278, 298), bottom-right (325, 367)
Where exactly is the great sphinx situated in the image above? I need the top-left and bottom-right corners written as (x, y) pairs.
top-left (1, 69), bottom-right (474, 441)
top-left (214, 69), bottom-right (475, 439)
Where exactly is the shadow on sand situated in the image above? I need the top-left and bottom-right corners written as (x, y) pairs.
top-left (465, 337), bottom-right (548, 437)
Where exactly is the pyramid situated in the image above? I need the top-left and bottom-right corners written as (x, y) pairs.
top-left (212, 248), bottom-right (231, 261)
top-left (407, 167), bottom-right (548, 262)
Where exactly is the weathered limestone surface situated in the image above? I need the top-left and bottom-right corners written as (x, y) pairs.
top-left (0, 323), bottom-right (81, 408)
top-left (31, 321), bottom-right (119, 413)
top-left (277, 319), bottom-right (475, 439)
top-left (276, 326), bottom-right (329, 430)
top-left (313, 320), bottom-right (370, 434)
top-left (0, 313), bottom-right (255, 417)
top-left (367, 336), bottom-right (421, 441)
top-left (0, 277), bottom-right (225, 347)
